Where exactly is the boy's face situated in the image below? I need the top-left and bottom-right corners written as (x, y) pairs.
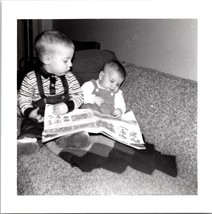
top-left (99, 66), bottom-right (124, 93)
top-left (45, 44), bottom-right (74, 76)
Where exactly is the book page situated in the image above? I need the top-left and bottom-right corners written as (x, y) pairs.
top-left (42, 104), bottom-right (145, 149)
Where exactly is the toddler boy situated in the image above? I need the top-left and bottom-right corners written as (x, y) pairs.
top-left (17, 30), bottom-right (84, 156)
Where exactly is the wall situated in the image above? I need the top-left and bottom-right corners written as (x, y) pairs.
top-left (52, 19), bottom-right (197, 81)
top-left (18, 20), bottom-right (54, 62)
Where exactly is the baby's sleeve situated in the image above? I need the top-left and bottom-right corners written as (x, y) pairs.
top-left (114, 90), bottom-right (126, 114)
top-left (81, 81), bottom-right (96, 104)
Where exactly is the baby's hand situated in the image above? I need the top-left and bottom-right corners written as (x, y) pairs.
top-left (53, 102), bottom-right (68, 115)
top-left (113, 108), bottom-right (122, 118)
top-left (94, 96), bottom-right (104, 107)
top-left (29, 107), bottom-right (44, 123)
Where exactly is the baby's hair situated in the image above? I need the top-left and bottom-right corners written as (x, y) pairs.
top-left (34, 30), bottom-right (74, 60)
top-left (103, 60), bottom-right (126, 80)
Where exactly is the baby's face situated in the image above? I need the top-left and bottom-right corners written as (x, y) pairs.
top-left (99, 67), bottom-right (124, 93)
top-left (47, 44), bottom-right (74, 76)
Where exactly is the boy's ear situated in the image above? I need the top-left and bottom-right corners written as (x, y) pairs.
top-left (42, 54), bottom-right (51, 65)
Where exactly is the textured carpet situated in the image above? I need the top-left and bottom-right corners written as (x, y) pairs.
top-left (121, 62), bottom-right (197, 182)
top-left (17, 62), bottom-right (197, 195)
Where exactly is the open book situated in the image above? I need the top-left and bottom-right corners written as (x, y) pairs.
top-left (42, 104), bottom-right (145, 150)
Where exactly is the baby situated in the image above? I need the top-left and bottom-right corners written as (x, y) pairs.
top-left (81, 60), bottom-right (127, 118)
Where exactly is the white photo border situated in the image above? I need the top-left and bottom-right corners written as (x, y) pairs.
top-left (1, 0), bottom-right (212, 213)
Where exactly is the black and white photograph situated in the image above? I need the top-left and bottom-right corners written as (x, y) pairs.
top-left (1, 0), bottom-right (212, 213)
top-left (16, 18), bottom-right (196, 194)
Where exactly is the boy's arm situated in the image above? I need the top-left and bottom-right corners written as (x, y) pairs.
top-left (114, 90), bottom-right (127, 114)
top-left (65, 72), bottom-right (84, 112)
top-left (18, 72), bottom-right (37, 117)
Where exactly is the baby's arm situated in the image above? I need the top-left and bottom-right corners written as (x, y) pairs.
top-left (113, 90), bottom-right (126, 118)
top-left (94, 96), bottom-right (104, 107)
top-left (82, 80), bottom-right (105, 106)
top-left (81, 81), bottom-right (96, 104)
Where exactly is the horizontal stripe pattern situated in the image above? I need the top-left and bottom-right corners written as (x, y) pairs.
top-left (18, 70), bottom-right (84, 115)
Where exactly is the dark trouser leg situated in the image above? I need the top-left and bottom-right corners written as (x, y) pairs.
top-left (18, 118), bottom-right (44, 140)
top-left (17, 118), bottom-right (43, 156)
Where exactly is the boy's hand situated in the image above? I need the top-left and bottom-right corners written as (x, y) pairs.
top-left (53, 102), bottom-right (68, 115)
top-left (113, 108), bottom-right (122, 118)
top-left (29, 107), bottom-right (44, 123)
top-left (94, 96), bottom-right (104, 107)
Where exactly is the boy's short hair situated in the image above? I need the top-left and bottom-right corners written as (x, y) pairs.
top-left (103, 60), bottom-right (126, 80)
top-left (34, 30), bottom-right (74, 60)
